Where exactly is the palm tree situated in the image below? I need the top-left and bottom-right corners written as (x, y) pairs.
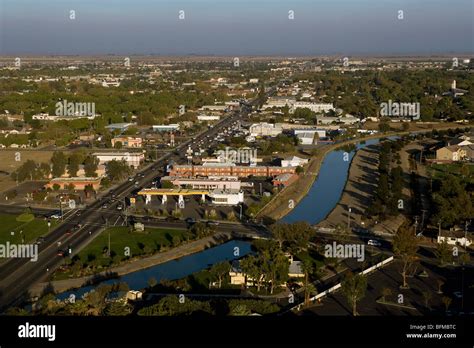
top-left (301, 260), bottom-right (314, 307)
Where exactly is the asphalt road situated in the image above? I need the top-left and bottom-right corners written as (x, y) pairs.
top-left (0, 93), bottom-right (273, 310)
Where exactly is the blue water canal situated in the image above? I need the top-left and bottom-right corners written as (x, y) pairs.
top-left (57, 137), bottom-right (390, 298)
top-left (283, 137), bottom-right (388, 224)
top-left (57, 240), bottom-right (251, 300)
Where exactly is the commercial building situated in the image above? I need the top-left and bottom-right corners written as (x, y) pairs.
top-left (105, 123), bottom-right (135, 132)
top-left (249, 122), bottom-right (283, 137)
top-left (208, 189), bottom-right (244, 205)
top-left (152, 124), bottom-right (180, 132)
top-left (168, 164), bottom-right (296, 178)
top-left (281, 156), bottom-right (309, 168)
top-left (93, 152), bottom-right (145, 168)
top-left (111, 136), bottom-right (143, 148)
top-left (293, 128), bottom-right (326, 138)
top-left (296, 132), bottom-right (315, 145)
top-left (45, 177), bottom-right (101, 190)
top-left (197, 115), bottom-right (220, 122)
top-left (161, 176), bottom-right (242, 190)
top-left (290, 102), bottom-right (334, 114)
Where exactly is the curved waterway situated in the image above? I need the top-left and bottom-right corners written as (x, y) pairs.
top-left (57, 240), bottom-right (252, 299)
top-left (283, 137), bottom-right (394, 225)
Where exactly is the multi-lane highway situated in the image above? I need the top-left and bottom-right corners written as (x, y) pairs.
top-left (0, 93), bottom-right (272, 310)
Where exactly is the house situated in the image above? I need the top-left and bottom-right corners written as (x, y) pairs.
top-left (464, 144), bottom-right (474, 161)
top-left (281, 156), bottom-right (309, 168)
top-left (272, 173), bottom-right (298, 188)
top-left (436, 145), bottom-right (467, 162)
top-left (111, 136), bottom-right (142, 148)
top-left (437, 230), bottom-right (472, 247)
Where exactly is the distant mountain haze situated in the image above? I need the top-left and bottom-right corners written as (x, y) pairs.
top-left (1, 0), bottom-right (472, 55)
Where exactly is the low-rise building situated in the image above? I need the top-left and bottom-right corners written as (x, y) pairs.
top-left (281, 156), bottom-right (309, 168)
top-left (272, 173), bottom-right (299, 187)
top-left (161, 176), bottom-right (242, 190)
top-left (249, 122), bottom-right (283, 137)
top-left (93, 152), bottom-right (144, 168)
top-left (208, 189), bottom-right (244, 205)
top-left (168, 164), bottom-right (296, 178)
top-left (197, 115), bottom-right (220, 122)
top-left (105, 123), bottom-right (135, 132)
top-left (435, 145), bottom-right (467, 162)
top-left (111, 136), bottom-right (143, 148)
top-left (437, 230), bottom-right (472, 247)
top-left (152, 124), bottom-right (180, 132)
top-left (296, 132), bottom-right (315, 145)
top-left (45, 177), bottom-right (101, 190)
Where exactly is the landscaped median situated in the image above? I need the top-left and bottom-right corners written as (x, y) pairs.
top-left (29, 225), bottom-right (234, 297)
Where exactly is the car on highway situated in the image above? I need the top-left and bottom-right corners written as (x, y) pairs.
top-left (57, 249), bottom-right (68, 257)
top-left (367, 239), bottom-right (382, 246)
top-left (101, 203), bottom-right (108, 209)
top-left (207, 221), bottom-right (219, 227)
top-left (35, 237), bottom-right (45, 245)
top-left (117, 204), bottom-right (123, 211)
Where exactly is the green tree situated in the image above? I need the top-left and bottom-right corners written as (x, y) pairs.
top-left (392, 225), bottom-right (419, 288)
top-left (210, 261), bottom-right (231, 288)
top-left (341, 272), bottom-right (367, 316)
top-left (51, 151), bottom-right (67, 177)
top-left (84, 155), bottom-right (99, 177)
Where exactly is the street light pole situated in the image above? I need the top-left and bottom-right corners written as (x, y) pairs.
top-left (239, 204), bottom-right (242, 220)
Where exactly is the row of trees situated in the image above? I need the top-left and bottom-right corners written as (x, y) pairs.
top-left (367, 141), bottom-right (404, 219)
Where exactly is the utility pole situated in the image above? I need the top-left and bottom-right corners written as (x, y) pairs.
top-left (414, 216), bottom-right (419, 235)
top-left (259, 183), bottom-right (263, 196)
top-left (108, 231), bottom-right (111, 258)
top-left (239, 204), bottom-right (242, 220)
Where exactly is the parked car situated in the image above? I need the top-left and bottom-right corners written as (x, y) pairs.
top-left (367, 239), bottom-right (382, 246)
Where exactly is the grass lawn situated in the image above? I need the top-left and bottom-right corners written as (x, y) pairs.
top-left (76, 226), bottom-right (191, 266)
top-left (430, 163), bottom-right (474, 183)
top-left (0, 213), bottom-right (55, 244)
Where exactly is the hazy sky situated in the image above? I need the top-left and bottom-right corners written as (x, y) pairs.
top-left (1, 0), bottom-right (473, 55)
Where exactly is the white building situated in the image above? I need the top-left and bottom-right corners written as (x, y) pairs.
top-left (208, 189), bottom-right (244, 205)
top-left (249, 122), bottom-right (283, 137)
top-left (290, 102), bottom-right (335, 114)
top-left (92, 152), bottom-right (144, 168)
top-left (293, 128), bottom-right (326, 138)
top-left (152, 124), bottom-right (180, 132)
top-left (437, 230), bottom-right (472, 247)
top-left (281, 156), bottom-right (309, 168)
top-left (197, 115), bottom-right (220, 122)
top-left (296, 132), bottom-right (315, 145)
